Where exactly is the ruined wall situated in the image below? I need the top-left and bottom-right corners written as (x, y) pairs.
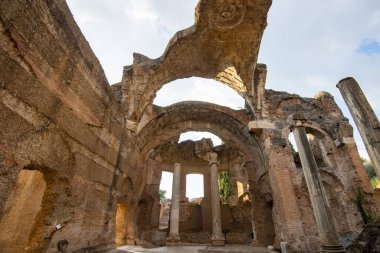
top-left (262, 89), bottom-right (378, 251)
top-left (0, 1), bottom-right (135, 252)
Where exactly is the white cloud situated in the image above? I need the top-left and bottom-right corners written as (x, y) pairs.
top-left (124, 1), bottom-right (158, 23)
top-left (179, 131), bottom-right (222, 146)
top-left (153, 77), bottom-right (245, 110)
top-left (66, 0), bottom-right (380, 166)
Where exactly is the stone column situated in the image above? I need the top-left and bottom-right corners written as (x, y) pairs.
top-left (288, 115), bottom-right (345, 252)
top-left (180, 171), bottom-right (187, 202)
top-left (208, 152), bottom-right (225, 246)
top-left (318, 139), bottom-right (334, 168)
top-left (337, 77), bottom-right (380, 177)
top-left (202, 171), bottom-right (212, 232)
top-left (167, 163), bottom-right (181, 244)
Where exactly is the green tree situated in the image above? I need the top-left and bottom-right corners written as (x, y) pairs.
top-left (218, 172), bottom-right (232, 204)
top-left (159, 189), bottom-right (167, 203)
top-left (361, 158), bottom-right (377, 179)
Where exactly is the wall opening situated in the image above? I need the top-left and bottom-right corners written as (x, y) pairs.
top-left (153, 77), bottom-right (245, 110)
top-left (0, 169), bottom-right (47, 253)
top-left (179, 131), bottom-right (222, 147)
top-left (115, 203), bottom-right (127, 246)
top-left (288, 132), bottom-right (301, 168)
top-left (186, 174), bottom-right (204, 199)
top-left (159, 171), bottom-right (172, 229)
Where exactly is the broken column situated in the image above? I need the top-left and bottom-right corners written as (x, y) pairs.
top-left (208, 152), bottom-right (225, 246)
top-left (167, 163), bottom-right (181, 244)
top-left (337, 77), bottom-right (380, 177)
top-left (287, 114), bottom-right (345, 253)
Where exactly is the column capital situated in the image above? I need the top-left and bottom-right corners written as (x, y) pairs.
top-left (207, 152), bottom-right (219, 166)
top-left (174, 163), bottom-right (181, 169)
top-left (286, 113), bottom-right (308, 130)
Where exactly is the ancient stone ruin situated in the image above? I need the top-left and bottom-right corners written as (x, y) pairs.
top-left (0, 0), bottom-right (379, 253)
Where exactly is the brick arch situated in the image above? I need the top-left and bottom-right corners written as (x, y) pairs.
top-left (0, 130), bottom-right (76, 253)
top-left (138, 101), bottom-right (251, 133)
top-left (121, 0), bottom-right (272, 122)
top-left (134, 103), bottom-right (260, 159)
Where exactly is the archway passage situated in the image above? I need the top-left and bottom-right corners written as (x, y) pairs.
top-left (0, 169), bottom-right (47, 253)
top-left (121, 0), bottom-right (272, 122)
top-left (115, 203), bottom-right (127, 246)
top-left (129, 102), bottom-right (275, 246)
top-left (153, 77), bottom-right (246, 110)
top-left (186, 174), bottom-right (204, 199)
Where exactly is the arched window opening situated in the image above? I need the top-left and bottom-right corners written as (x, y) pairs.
top-left (179, 131), bottom-right (222, 147)
top-left (115, 203), bottom-right (127, 245)
top-left (153, 77), bottom-right (245, 110)
top-left (0, 169), bottom-right (47, 252)
top-left (186, 174), bottom-right (204, 199)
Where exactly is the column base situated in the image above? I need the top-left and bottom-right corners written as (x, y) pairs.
top-left (211, 234), bottom-right (225, 246)
top-left (166, 234), bottom-right (181, 246)
top-left (321, 244), bottom-right (345, 252)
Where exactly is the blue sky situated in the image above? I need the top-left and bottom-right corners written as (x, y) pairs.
top-left (66, 0), bottom-right (380, 197)
top-left (357, 39), bottom-right (380, 55)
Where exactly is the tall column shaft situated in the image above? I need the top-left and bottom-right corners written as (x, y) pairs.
top-left (292, 126), bottom-right (344, 252)
top-left (167, 163), bottom-right (181, 243)
top-left (337, 77), bottom-right (380, 177)
top-left (209, 152), bottom-right (225, 246)
top-left (202, 171), bottom-right (212, 232)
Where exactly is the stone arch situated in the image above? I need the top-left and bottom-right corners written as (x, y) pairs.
top-left (121, 0), bottom-right (272, 121)
top-left (125, 102), bottom-right (275, 246)
top-left (152, 77), bottom-right (246, 110)
top-left (285, 121), bottom-right (338, 169)
top-left (137, 101), bottom-right (251, 133)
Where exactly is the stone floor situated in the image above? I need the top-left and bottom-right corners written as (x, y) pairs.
top-left (107, 245), bottom-right (268, 253)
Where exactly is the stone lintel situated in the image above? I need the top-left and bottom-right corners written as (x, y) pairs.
top-left (248, 120), bottom-right (283, 131)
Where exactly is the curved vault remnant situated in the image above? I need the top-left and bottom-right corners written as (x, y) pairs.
top-left (2, 0), bottom-right (380, 252)
top-left (121, 0), bottom-right (272, 122)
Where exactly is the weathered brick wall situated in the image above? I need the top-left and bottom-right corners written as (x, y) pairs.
top-left (0, 1), bottom-right (132, 252)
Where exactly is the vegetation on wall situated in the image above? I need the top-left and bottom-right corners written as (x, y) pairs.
top-left (218, 171), bottom-right (232, 204)
top-left (361, 158), bottom-right (380, 188)
top-left (352, 188), bottom-right (370, 224)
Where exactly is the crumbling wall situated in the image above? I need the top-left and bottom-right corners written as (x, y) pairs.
top-left (0, 0), bottom-right (135, 252)
top-left (264, 89), bottom-right (378, 251)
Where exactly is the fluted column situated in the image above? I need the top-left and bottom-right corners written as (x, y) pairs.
top-left (288, 114), bottom-right (345, 252)
top-left (337, 77), bottom-right (380, 177)
top-left (208, 152), bottom-right (225, 246)
top-left (167, 163), bottom-right (181, 244)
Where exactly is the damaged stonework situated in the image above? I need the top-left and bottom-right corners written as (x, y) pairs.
top-left (0, 0), bottom-right (379, 253)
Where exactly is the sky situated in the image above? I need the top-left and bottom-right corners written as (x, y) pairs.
top-left (66, 0), bottom-right (380, 198)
